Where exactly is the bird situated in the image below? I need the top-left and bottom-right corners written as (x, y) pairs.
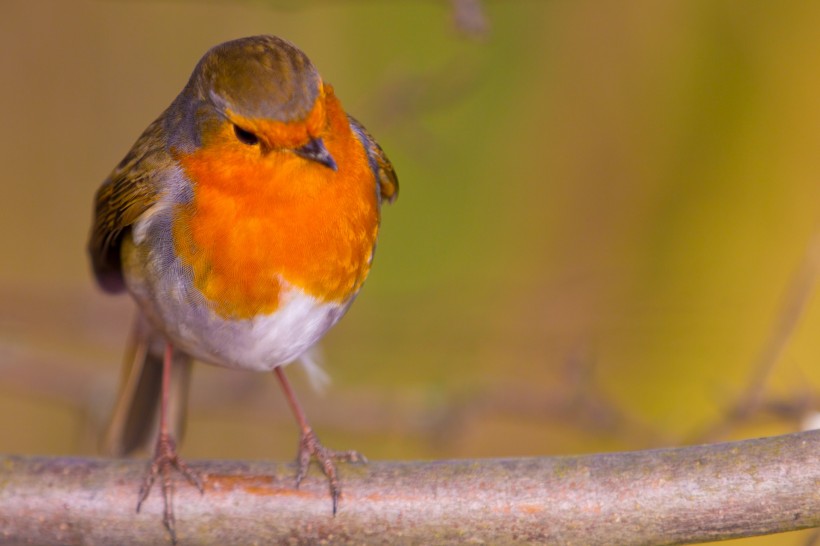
top-left (88, 34), bottom-right (398, 542)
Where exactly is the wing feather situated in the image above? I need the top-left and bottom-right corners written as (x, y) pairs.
top-left (88, 119), bottom-right (165, 292)
top-left (348, 115), bottom-right (398, 204)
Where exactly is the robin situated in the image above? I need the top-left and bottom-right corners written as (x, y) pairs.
top-left (88, 35), bottom-right (398, 542)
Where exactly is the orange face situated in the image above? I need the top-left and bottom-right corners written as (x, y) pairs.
top-left (171, 85), bottom-right (380, 320)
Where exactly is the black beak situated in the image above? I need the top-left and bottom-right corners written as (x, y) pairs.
top-left (294, 137), bottom-right (337, 171)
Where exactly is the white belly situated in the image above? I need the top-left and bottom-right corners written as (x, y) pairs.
top-left (121, 230), bottom-right (351, 372)
top-left (169, 285), bottom-right (347, 371)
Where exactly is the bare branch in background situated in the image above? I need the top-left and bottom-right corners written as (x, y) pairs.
top-left (4, 316), bottom-right (820, 458)
top-left (3, 430), bottom-right (820, 545)
top-left (693, 229), bottom-right (820, 442)
top-left (102, 0), bottom-right (491, 40)
top-left (450, 0), bottom-right (490, 38)
top-left (427, 347), bottom-right (667, 451)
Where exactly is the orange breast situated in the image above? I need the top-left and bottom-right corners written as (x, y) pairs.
top-left (172, 89), bottom-right (380, 319)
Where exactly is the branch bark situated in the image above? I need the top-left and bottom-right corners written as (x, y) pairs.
top-left (2, 430), bottom-right (820, 545)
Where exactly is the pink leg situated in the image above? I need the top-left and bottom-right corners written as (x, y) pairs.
top-left (136, 343), bottom-right (203, 544)
top-left (274, 366), bottom-right (365, 514)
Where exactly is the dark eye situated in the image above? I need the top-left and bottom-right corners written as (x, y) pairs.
top-left (233, 124), bottom-right (259, 146)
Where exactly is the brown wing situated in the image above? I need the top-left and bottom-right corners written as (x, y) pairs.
top-left (348, 115), bottom-right (398, 204)
top-left (88, 119), bottom-right (164, 293)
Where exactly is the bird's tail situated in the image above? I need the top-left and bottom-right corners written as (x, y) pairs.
top-left (101, 313), bottom-right (192, 456)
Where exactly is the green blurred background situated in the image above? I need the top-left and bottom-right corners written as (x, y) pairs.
top-left (3, 1), bottom-right (820, 544)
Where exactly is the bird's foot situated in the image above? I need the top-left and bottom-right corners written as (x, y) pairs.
top-left (294, 427), bottom-right (366, 514)
top-left (137, 433), bottom-right (204, 544)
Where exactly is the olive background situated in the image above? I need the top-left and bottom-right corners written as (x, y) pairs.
top-left (3, 2), bottom-right (820, 544)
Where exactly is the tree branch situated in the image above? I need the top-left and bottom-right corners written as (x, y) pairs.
top-left (3, 430), bottom-right (820, 545)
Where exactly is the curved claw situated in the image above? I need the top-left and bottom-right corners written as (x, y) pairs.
top-left (137, 433), bottom-right (204, 544)
top-left (294, 427), bottom-right (366, 515)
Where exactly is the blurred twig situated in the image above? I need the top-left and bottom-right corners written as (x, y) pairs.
top-left (3, 430), bottom-right (820, 545)
top-left (692, 230), bottom-right (820, 442)
top-left (2, 332), bottom-right (667, 451)
top-left (805, 527), bottom-right (820, 546)
top-left (429, 347), bottom-right (667, 450)
top-left (450, 0), bottom-right (490, 38)
top-left (101, 0), bottom-right (491, 39)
